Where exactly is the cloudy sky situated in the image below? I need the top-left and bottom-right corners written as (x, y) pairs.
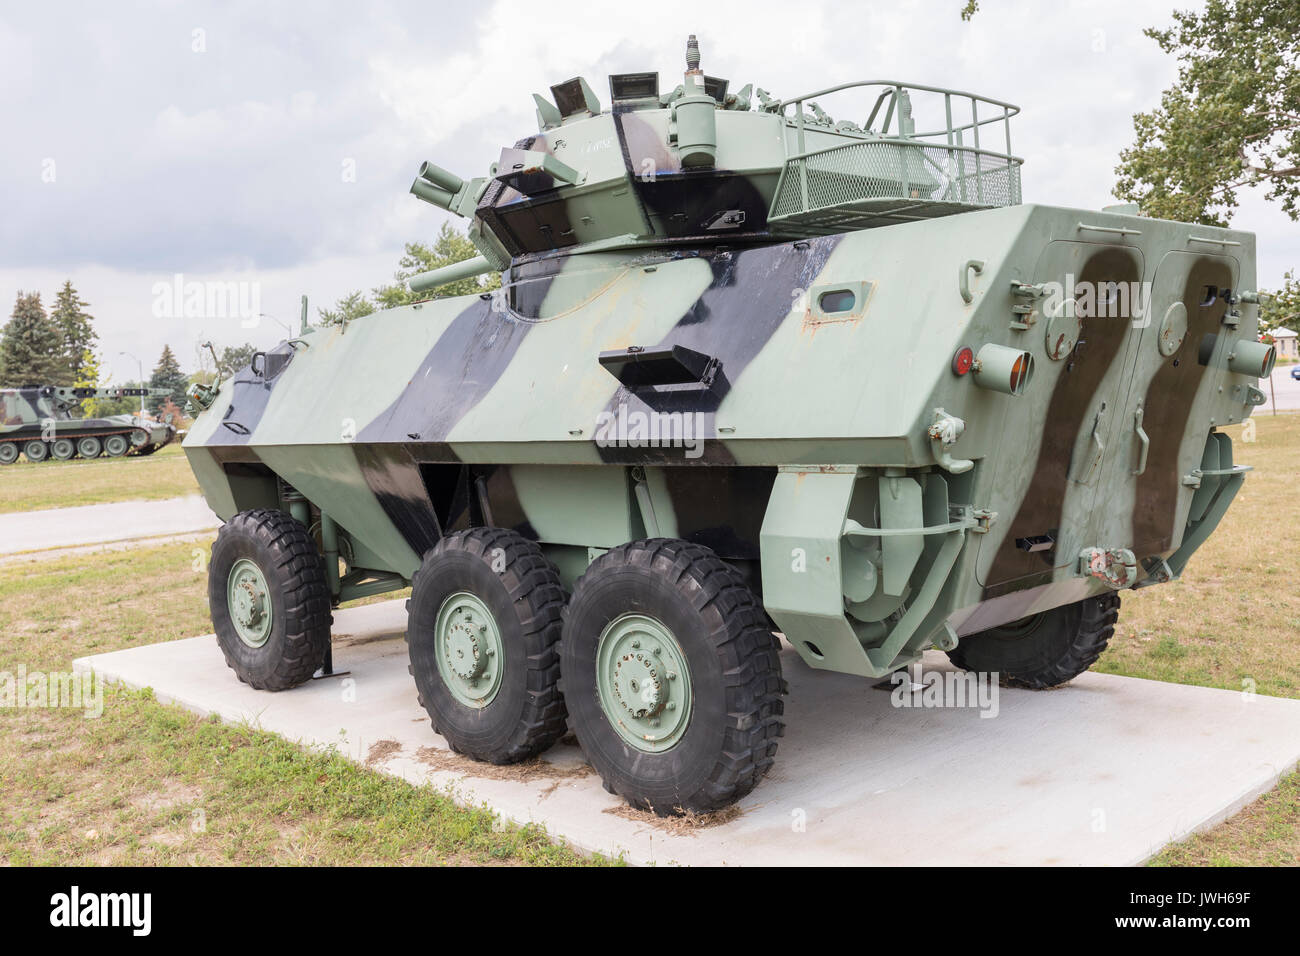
top-left (2, 0), bottom-right (1295, 383)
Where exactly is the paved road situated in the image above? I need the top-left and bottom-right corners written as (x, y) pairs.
top-left (1259, 365), bottom-right (1300, 412)
top-left (0, 495), bottom-right (219, 555)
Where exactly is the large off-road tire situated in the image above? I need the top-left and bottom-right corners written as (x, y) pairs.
top-left (209, 509), bottom-right (332, 691)
top-left (946, 592), bottom-right (1120, 689)
top-left (407, 528), bottom-right (567, 764)
top-left (560, 539), bottom-right (785, 816)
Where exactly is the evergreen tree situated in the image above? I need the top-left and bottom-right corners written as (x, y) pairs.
top-left (49, 280), bottom-right (98, 385)
top-left (148, 344), bottom-right (188, 414)
top-left (0, 292), bottom-right (63, 385)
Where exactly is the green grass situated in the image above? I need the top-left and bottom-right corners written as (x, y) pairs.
top-left (0, 442), bottom-right (200, 514)
top-left (1100, 411), bottom-right (1300, 865)
top-left (0, 539), bottom-right (605, 866)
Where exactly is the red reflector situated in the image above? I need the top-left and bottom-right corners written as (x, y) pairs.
top-left (1010, 355), bottom-right (1025, 391)
top-left (952, 347), bottom-right (974, 376)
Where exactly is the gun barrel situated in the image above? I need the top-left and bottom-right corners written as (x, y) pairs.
top-left (408, 256), bottom-right (493, 295)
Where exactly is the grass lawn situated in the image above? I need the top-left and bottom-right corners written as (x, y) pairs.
top-left (1102, 411), bottom-right (1300, 865)
top-left (0, 442), bottom-right (200, 514)
top-left (1, 415), bottom-right (1296, 866)
top-left (0, 538), bottom-right (603, 865)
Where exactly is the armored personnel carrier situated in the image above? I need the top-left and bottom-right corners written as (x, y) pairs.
top-left (184, 37), bottom-right (1271, 814)
top-left (0, 385), bottom-right (176, 464)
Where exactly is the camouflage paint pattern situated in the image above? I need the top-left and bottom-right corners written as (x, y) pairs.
top-left (184, 64), bottom-right (1266, 680)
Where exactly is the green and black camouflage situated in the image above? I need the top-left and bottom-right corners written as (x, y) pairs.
top-left (0, 385), bottom-right (176, 463)
top-left (183, 36), bottom-right (1272, 811)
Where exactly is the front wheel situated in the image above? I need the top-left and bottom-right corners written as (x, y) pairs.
top-left (561, 539), bottom-right (785, 816)
top-left (946, 592), bottom-right (1120, 689)
top-left (208, 509), bottom-right (332, 690)
top-left (407, 528), bottom-right (568, 764)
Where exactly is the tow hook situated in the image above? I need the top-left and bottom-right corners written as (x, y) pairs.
top-left (1078, 547), bottom-right (1138, 589)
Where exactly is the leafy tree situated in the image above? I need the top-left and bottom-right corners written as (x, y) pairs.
top-left (49, 280), bottom-right (98, 384)
top-left (1114, 1), bottom-right (1300, 225)
top-left (320, 223), bottom-right (501, 323)
top-left (148, 344), bottom-right (188, 414)
top-left (0, 292), bottom-right (63, 385)
top-left (1261, 270), bottom-right (1300, 334)
top-left (72, 350), bottom-right (104, 417)
top-left (373, 222), bottom-right (502, 307)
top-left (218, 343), bottom-right (258, 375)
top-left (317, 290), bottom-right (376, 326)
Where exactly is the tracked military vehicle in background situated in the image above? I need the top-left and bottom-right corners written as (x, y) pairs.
top-left (0, 385), bottom-right (176, 464)
top-left (185, 36), bottom-right (1271, 814)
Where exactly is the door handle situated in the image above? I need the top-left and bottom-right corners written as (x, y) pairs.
top-left (1132, 404), bottom-right (1149, 476)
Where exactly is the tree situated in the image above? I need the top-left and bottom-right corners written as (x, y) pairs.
top-left (1114, 1), bottom-right (1300, 226)
top-left (218, 343), bottom-right (258, 375)
top-left (0, 292), bottom-right (63, 385)
top-left (148, 344), bottom-right (188, 414)
top-left (372, 222), bottom-right (502, 307)
top-left (49, 280), bottom-right (98, 385)
top-left (317, 290), bottom-right (376, 326)
top-left (72, 350), bottom-right (104, 418)
top-left (1261, 270), bottom-right (1300, 334)
top-left (319, 223), bottom-right (501, 323)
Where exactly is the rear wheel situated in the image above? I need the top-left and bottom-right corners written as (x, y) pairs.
top-left (946, 592), bottom-right (1120, 689)
top-left (23, 440), bottom-right (48, 463)
top-left (560, 539), bottom-right (785, 816)
top-left (50, 438), bottom-right (75, 461)
top-left (407, 528), bottom-right (567, 764)
top-left (209, 509), bottom-right (332, 690)
top-left (77, 436), bottom-right (102, 459)
top-left (103, 434), bottom-right (130, 457)
top-left (0, 443), bottom-right (17, 465)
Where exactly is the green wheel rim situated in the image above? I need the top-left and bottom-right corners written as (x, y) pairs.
top-left (596, 613), bottom-right (692, 753)
top-left (0, 444), bottom-right (16, 464)
top-left (104, 435), bottom-right (128, 456)
top-left (434, 591), bottom-right (505, 708)
top-left (227, 557), bottom-right (273, 648)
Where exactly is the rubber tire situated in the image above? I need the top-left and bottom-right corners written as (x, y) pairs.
top-left (946, 592), bottom-right (1120, 689)
top-left (50, 438), bottom-right (75, 460)
top-left (77, 436), bottom-right (102, 459)
top-left (103, 434), bottom-right (129, 457)
top-left (23, 440), bottom-right (48, 463)
top-left (0, 443), bottom-right (17, 465)
top-left (407, 528), bottom-right (567, 764)
top-left (209, 509), bottom-right (332, 691)
top-left (560, 539), bottom-right (785, 816)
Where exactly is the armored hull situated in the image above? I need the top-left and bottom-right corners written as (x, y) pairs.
top-left (182, 38), bottom-right (1269, 814)
top-left (0, 386), bottom-right (177, 464)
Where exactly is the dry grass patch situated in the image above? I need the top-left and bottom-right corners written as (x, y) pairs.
top-left (0, 442), bottom-right (199, 514)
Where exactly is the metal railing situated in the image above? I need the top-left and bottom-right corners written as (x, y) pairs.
top-left (766, 81), bottom-right (1024, 226)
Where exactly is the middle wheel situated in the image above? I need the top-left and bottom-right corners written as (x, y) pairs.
top-left (561, 539), bottom-right (785, 816)
top-left (407, 528), bottom-right (568, 764)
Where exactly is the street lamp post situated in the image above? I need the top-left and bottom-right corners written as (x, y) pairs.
top-left (119, 351), bottom-right (145, 416)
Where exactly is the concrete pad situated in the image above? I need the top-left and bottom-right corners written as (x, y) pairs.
top-left (75, 599), bottom-right (1300, 866)
top-left (0, 495), bottom-right (218, 555)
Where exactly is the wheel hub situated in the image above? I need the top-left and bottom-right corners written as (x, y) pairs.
top-left (434, 592), bottom-right (503, 707)
top-left (596, 614), bottom-right (691, 753)
top-left (227, 558), bottom-right (272, 647)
